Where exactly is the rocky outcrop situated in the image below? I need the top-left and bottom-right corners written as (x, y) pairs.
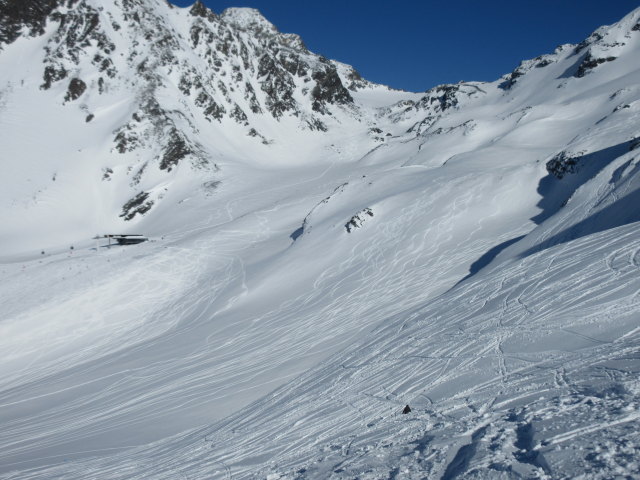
top-left (499, 53), bottom-right (557, 90)
top-left (64, 77), bottom-right (86, 101)
top-left (345, 208), bottom-right (374, 233)
top-left (12, 0), bottom-right (377, 181)
top-left (258, 54), bottom-right (298, 119)
top-left (311, 65), bottom-right (353, 114)
top-left (159, 130), bottom-right (193, 172)
top-left (0, 0), bottom-right (67, 46)
top-left (546, 151), bottom-right (584, 179)
top-left (41, 65), bottom-right (68, 90)
top-left (574, 54), bottom-right (617, 78)
top-left (189, 0), bottom-right (217, 22)
top-left (120, 191), bottom-right (154, 221)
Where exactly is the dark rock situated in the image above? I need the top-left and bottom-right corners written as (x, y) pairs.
top-left (231, 103), bottom-right (248, 125)
top-left (178, 72), bottom-right (195, 95)
top-left (195, 91), bottom-right (226, 121)
top-left (258, 54), bottom-right (297, 118)
top-left (262, 77), bottom-right (297, 118)
top-left (305, 117), bottom-right (327, 132)
top-left (633, 22), bottom-right (640, 32)
top-left (346, 68), bottom-right (367, 91)
top-left (574, 32), bottom-right (604, 54)
top-left (402, 405), bottom-right (412, 414)
top-left (85, 113), bottom-right (94, 122)
top-left (0, 0), bottom-right (66, 46)
top-left (345, 208), bottom-right (374, 233)
top-left (499, 65), bottom-right (530, 90)
top-left (417, 84), bottom-right (462, 112)
top-left (499, 55), bottom-right (554, 89)
top-left (160, 130), bottom-right (192, 171)
top-left (535, 58), bottom-right (554, 68)
top-left (141, 96), bottom-right (163, 118)
top-left (546, 151), bottom-right (583, 179)
top-left (311, 66), bottom-right (353, 114)
top-left (120, 191), bottom-right (154, 221)
top-left (40, 65), bottom-right (68, 90)
top-left (189, 25), bottom-right (204, 48)
top-left (278, 52), bottom-right (309, 77)
top-left (113, 128), bottom-right (140, 154)
top-left (131, 162), bottom-right (147, 186)
top-left (189, 1), bottom-right (216, 22)
top-left (244, 82), bottom-right (262, 114)
top-left (48, 6), bottom-right (113, 62)
top-left (93, 54), bottom-right (115, 77)
top-left (247, 128), bottom-right (271, 144)
top-left (575, 54), bottom-right (617, 78)
top-left (64, 78), bottom-right (86, 101)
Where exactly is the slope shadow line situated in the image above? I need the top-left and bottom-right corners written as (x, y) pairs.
top-left (455, 140), bottom-right (636, 284)
top-left (521, 140), bottom-right (639, 257)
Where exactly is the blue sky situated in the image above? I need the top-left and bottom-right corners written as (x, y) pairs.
top-left (169, 0), bottom-right (638, 92)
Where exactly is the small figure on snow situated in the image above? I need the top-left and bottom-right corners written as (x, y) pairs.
top-left (402, 405), bottom-right (412, 414)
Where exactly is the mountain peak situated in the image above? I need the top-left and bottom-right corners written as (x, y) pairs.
top-left (220, 7), bottom-right (277, 33)
top-left (188, 0), bottom-right (217, 21)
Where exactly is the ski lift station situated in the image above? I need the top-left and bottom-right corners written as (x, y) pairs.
top-left (94, 234), bottom-right (148, 249)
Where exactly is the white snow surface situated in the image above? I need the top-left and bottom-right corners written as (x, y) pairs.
top-left (0, 2), bottom-right (639, 478)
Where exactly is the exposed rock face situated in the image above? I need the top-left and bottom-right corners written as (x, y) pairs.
top-left (546, 151), bottom-right (584, 179)
top-left (575, 54), bottom-right (617, 78)
top-left (387, 82), bottom-right (486, 135)
top-left (120, 191), bottom-right (154, 221)
top-left (189, 0), bottom-right (217, 22)
top-left (159, 131), bottom-right (193, 172)
top-left (417, 84), bottom-right (463, 112)
top-left (4, 0), bottom-right (638, 226)
top-left (16, 0), bottom-right (359, 190)
top-left (499, 53), bottom-right (558, 90)
top-left (345, 208), bottom-right (374, 233)
top-left (41, 65), bottom-right (68, 90)
top-left (64, 77), bottom-right (86, 101)
top-left (0, 0), bottom-right (67, 46)
top-left (258, 54), bottom-right (298, 119)
top-left (311, 65), bottom-right (353, 113)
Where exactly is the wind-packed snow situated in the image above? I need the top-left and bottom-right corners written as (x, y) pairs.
top-left (0, 1), bottom-right (639, 478)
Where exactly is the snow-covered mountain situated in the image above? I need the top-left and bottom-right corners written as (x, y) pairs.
top-left (0, 0), bottom-right (410, 253)
top-left (0, 1), bottom-right (639, 478)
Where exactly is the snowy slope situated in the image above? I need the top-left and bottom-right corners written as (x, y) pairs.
top-left (20, 199), bottom-right (638, 480)
top-left (0, 2), bottom-right (639, 478)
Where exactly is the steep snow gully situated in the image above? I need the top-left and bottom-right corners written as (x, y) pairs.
top-left (1, 1), bottom-right (639, 478)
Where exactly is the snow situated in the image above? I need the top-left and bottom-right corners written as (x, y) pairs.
top-left (220, 7), bottom-right (277, 33)
top-left (0, 2), bottom-right (639, 478)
